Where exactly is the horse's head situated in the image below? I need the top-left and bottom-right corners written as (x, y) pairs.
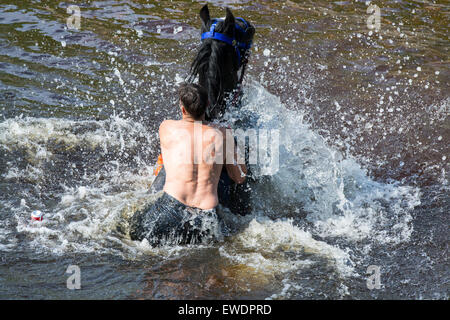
top-left (189, 5), bottom-right (255, 120)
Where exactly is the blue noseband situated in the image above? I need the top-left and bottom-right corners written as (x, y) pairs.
top-left (201, 17), bottom-right (252, 67)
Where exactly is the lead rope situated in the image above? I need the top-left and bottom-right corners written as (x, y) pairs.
top-left (230, 51), bottom-right (256, 183)
top-left (230, 51), bottom-right (250, 109)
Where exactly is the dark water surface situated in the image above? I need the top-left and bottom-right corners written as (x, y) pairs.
top-left (0, 0), bottom-right (448, 299)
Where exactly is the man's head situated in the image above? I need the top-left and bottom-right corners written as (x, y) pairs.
top-left (178, 83), bottom-right (208, 120)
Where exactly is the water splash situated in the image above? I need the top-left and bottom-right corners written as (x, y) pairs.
top-left (0, 82), bottom-right (422, 297)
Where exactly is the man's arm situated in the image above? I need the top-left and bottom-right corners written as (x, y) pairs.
top-left (222, 128), bottom-right (247, 184)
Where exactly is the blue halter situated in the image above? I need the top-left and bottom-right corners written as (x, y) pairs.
top-left (201, 17), bottom-right (252, 67)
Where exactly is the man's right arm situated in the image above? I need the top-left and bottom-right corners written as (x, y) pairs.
top-left (223, 128), bottom-right (247, 184)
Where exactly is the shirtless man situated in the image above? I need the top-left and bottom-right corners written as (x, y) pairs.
top-left (130, 83), bottom-right (246, 246)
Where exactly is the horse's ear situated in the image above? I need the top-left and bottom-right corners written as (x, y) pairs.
top-left (224, 8), bottom-right (235, 26)
top-left (200, 5), bottom-right (210, 26)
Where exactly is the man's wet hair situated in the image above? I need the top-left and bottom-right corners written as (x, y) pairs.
top-left (178, 83), bottom-right (208, 120)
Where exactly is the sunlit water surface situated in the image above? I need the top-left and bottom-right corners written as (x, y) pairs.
top-left (0, 0), bottom-right (448, 299)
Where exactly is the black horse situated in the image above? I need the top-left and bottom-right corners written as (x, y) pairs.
top-left (151, 5), bottom-right (255, 216)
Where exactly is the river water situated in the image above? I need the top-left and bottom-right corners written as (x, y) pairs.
top-left (0, 0), bottom-right (448, 299)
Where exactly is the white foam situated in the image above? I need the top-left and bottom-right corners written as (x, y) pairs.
top-left (1, 115), bottom-right (158, 255)
top-left (220, 218), bottom-right (354, 277)
top-left (218, 81), bottom-right (421, 279)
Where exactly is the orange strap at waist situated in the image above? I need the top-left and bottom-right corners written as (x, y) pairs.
top-left (153, 154), bottom-right (163, 176)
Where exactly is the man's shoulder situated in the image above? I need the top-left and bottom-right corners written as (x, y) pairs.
top-left (160, 119), bottom-right (178, 130)
top-left (160, 119), bottom-right (177, 125)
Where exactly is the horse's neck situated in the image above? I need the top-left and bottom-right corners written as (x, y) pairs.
top-left (200, 74), bottom-right (236, 99)
top-left (197, 58), bottom-right (238, 120)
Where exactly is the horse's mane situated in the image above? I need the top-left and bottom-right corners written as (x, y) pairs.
top-left (188, 38), bottom-right (232, 116)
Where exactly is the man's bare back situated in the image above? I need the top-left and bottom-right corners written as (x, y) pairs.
top-left (160, 118), bottom-right (246, 210)
top-left (129, 83), bottom-right (246, 246)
